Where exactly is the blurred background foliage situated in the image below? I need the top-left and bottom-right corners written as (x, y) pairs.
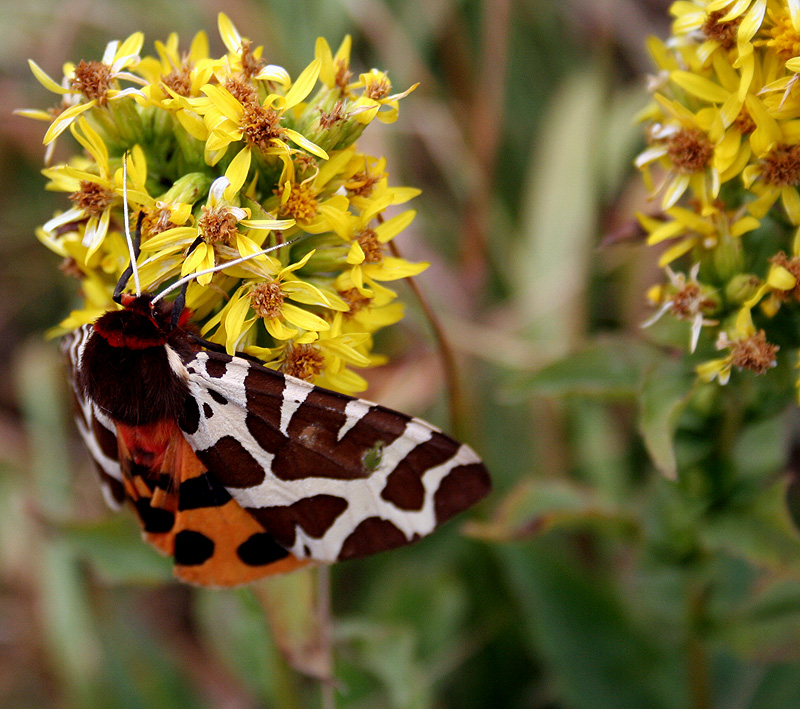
top-left (9, 0), bottom-right (800, 708)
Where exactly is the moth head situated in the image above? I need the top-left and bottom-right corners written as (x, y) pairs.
top-left (94, 293), bottom-right (190, 349)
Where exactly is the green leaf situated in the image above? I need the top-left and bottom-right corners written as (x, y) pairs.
top-left (638, 359), bottom-right (696, 479)
top-left (336, 619), bottom-right (432, 709)
top-left (57, 515), bottom-right (173, 584)
top-left (498, 541), bottom-right (683, 709)
top-left (700, 482), bottom-right (800, 570)
top-left (506, 337), bottom-right (661, 401)
top-left (252, 567), bottom-right (332, 681)
top-left (464, 478), bottom-right (635, 542)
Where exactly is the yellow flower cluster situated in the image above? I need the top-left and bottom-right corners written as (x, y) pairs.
top-left (21, 14), bottom-right (425, 394)
top-left (636, 0), bottom-right (800, 389)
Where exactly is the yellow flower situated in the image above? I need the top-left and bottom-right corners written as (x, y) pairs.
top-left (343, 154), bottom-right (421, 212)
top-left (336, 209), bottom-right (428, 295)
top-left (245, 316), bottom-right (373, 394)
top-left (188, 57), bottom-right (327, 165)
top-left (638, 205), bottom-right (759, 266)
top-left (202, 249), bottom-right (348, 352)
top-left (140, 150), bottom-right (294, 286)
top-left (697, 307), bottom-right (778, 384)
top-left (316, 36), bottom-right (354, 94)
top-left (136, 30), bottom-right (214, 115)
top-left (349, 69), bottom-right (418, 125)
top-left (40, 118), bottom-right (127, 259)
top-left (643, 263), bottom-right (719, 352)
top-left (739, 248), bottom-right (800, 316)
top-left (272, 149), bottom-right (353, 236)
top-left (670, 1), bottom-right (742, 64)
top-left (28, 32), bottom-right (146, 145)
top-left (635, 95), bottom-right (721, 210)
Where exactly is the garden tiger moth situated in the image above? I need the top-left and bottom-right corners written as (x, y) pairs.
top-left (63, 176), bottom-right (491, 587)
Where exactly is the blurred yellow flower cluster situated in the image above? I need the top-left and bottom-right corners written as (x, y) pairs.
top-left (21, 14), bottom-right (425, 394)
top-left (636, 0), bottom-right (800, 390)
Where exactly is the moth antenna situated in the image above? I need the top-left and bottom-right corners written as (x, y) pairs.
top-left (152, 235), bottom-right (306, 305)
top-left (122, 154), bottom-right (141, 297)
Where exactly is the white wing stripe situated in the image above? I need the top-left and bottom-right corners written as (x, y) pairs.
top-left (280, 376), bottom-right (312, 435)
top-left (338, 398), bottom-right (373, 441)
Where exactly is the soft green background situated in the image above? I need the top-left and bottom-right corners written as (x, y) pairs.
top-left (11, 1), bottom-right (800, 708)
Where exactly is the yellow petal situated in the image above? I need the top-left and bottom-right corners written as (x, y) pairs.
top-left (28, 59), bottom-right (68, 94)
top-left (670, 71), bottom-right (729, 103)
top-left (315, 37), bottom-right (334, 86)
top-left (265, 317), bottom-right (298, 340)
top-left (767, 264), bottom-right (797, 291)
top-left (662, 173), bottom-right (691, 210)
top-left (783, 186), bottom-right (800, 225)
top-left (347, 241), bottom-right (365, 265)
top-left (375, 209), bottom-right (416, 243)
top-left (282, 58), bottom-right (321, 109)
top-left (283, 128), bottom-right (329, 160)
top-left (43, 101), bottom-right (95, 144)
top-left (657, 238), bottom-right (696, 267)
top-left (730, 216), bottom-right (760, 238)
top-left (223, 290), bottom-right (253, 351)
top-left (181, 241), bottom-right (209, 277)
top-left (281, 302), bottom-right (330, 331)
top-left (217, 12), bottom-right (242, 54)
top-left (224, 147), bottom-right (251, 199)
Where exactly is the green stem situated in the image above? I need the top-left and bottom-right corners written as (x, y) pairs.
top-left (387, 238), bottom-right (464, 437)
top-left (687, 583), bottom-right (711, 709)
top-left (317, 566), bottom-right (335, 709)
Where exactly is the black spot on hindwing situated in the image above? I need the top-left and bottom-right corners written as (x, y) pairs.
top-left (236, 533), bottom-right (290, 566)
top-left (178, 473), bottom-right (232, 510)
top-left (174, 529), bottom-right (215, 565)
top-left (133, 498), bottom-right (175, 534)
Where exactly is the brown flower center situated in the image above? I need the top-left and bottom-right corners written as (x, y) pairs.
top-left (762, 144), bottom-right (800, 186)
top-left (335, 61), bottom-right (352, 94)
top-left (283, 344), bottom-right (324, 381)
top-left (198, 206), bottom-right (239, 244)
top-left (365, 75), bottom-right (390, 101)
top-left (702, 10), bottom-right (740, 50)
top-left (356, 229), bottom-right (383, 263)
top-left (733, 108), bottom-right (756, 135)
top-left (666, 128), bottom-right (713, 174)
top-left (69, 180), bottom-right (114, 218)
top-left (141, 206), bottom-right (177, 238)
top-left (250, 281), bottom-right (285, 318)
top-left (347, 170), bottom-right (382, 198)
top-left (239, 40), bottom-right (265, 79)
top-left (339, 287), bottom-right (371, 317)
top-left (670, 282), bottom-right (715, 319)
top-left (730, 330), bottom-right (779, 374)
top-left (319, 100), bottom-right (346, 130)
top-left (242, 103), bottom-right (284, 152)
top-left (59, 257), bottom-right (84, 280)
top-left (225, 77), bottom-right (259, 107)
top-left (161, 63), bottom-right (192, 97)
top-left (71, 60), bottom-right (113, 105)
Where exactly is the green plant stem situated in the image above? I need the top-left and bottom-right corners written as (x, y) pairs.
top-left (387, 239), bottom-right (464, 437)
top-left (688, 584), bottom-right (711, 709)
top-left (317, 566), bottom-right (335, 709)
